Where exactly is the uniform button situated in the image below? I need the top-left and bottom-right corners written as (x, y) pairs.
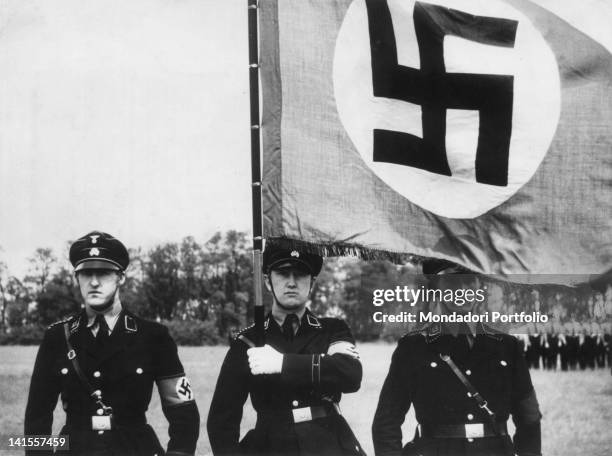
top-left (97, 430), bottom-right (104, 435)
top-left (467, 392), bottom-right (472, 397)
top-left (96, 409), bottom-right (104, 415)
top-left (467, 413), bottom-right (474, 420)
top-left (500, 360), bottom-right (508, 366)
top-left (93, 390), bottom-right (102, 397)
top-left (93, 371), bottom-right (101, 378)
top-left (136, 368), bottom-right (143, 374)
top-left (430, 362), bottom-right (437, 368)
top-left (465, 370), bottom-right (471, 376)
top-left (292, 400), bottom-right (299, 407)
top-left (61, 368), bottom-right (68, 375)
top-left (467, 438), bottom-right (474, 443)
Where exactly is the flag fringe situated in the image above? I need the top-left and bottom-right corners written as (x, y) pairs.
top-left (265, 237), bottom-right (418, 265)
top-left (264, 237), bottom-right (606, 288)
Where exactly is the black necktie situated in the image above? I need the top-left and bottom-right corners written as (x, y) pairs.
top-left (282, 314), bottom-right (299, 342)
top-left (95, 314), bottom-right (110, 349)
top-left (460, 323), bottom-right (474, 350)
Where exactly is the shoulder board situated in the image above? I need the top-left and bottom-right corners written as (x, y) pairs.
top-left (48, 315), bottom-right (75, 329)
top-left (481, 323), bottom-right (504, 340)
top-left (401, 322), bottom-right (435, 340)
top-left (234, 323), bottom-right (255, 338)
top-left (233, 324), bottom-right (256, 347)
top-left (236, 334), bottom-right (256, 348)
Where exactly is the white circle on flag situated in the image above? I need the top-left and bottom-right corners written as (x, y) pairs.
top-left (333, 0), bottom-right (560, 218)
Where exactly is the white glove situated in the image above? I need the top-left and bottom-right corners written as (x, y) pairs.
top-left (327, 341), bottom-right (360, 359)
top-left (247, 344), bottom-right (284, 375)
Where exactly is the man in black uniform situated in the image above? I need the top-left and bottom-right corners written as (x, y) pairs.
top-left (207, 246), bottom-right (365, 456)
top-left (24, 231), bottom-right (200, 456)
top-left (372, 259), bottom-right (542, 456)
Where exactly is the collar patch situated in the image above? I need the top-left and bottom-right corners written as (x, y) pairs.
top-left (307, 314), bottom-right (321, 328)
top-left (425, 323), bottom-right (442, 343)
top-left (125, 315), bottom-right (137, 332)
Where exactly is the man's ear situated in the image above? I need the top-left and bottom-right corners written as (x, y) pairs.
top-left (118, 273), bottom-right (126, 286)
top-left (263, 274), bottom-right (272, 292)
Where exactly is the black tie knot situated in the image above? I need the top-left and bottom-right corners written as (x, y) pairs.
top-left (95, 314), bottom-right (110, 345)
top-left (282, 314), bottom-right (299, 342)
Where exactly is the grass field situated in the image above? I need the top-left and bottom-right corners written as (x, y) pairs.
top-left (1, 344), bottom-right (611, 455)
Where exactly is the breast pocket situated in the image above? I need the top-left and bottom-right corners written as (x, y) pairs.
top-left (487, 357), bottom-right (512, 395)
top-left (56, 360), bottom-right (80, 391)
top-left (106, 353), bottom-right (155, 405)
top-left (115, 356), bottom-right (154, 382)
top-left (413, 357), bottom-right (449, 415)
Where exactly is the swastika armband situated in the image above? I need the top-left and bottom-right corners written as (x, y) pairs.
top-left (157, 375), bottom-right (195, 407)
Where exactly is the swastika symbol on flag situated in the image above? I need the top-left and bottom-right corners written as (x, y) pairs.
top-left (175, 377), bottom-right (193, 401)
top-left (366, 0), bottom-right (517, 186)
top-left (333, 0), bottom-right (560, 218)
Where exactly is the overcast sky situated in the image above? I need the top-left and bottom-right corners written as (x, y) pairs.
top-left (0, 0), bottom-right (251, 276)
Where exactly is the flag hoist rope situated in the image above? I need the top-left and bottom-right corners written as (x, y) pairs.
top-left (248, 0), bottom-right (265, 346)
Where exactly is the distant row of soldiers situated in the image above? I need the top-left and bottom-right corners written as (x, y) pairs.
top-left (515, 326), bottom-right (611, 370)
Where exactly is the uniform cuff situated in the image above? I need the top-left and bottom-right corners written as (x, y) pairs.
top-left (282, 354), bottom-right (320, 387)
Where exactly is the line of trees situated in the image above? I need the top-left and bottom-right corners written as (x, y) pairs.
top-left (0, 230), bottom-right (423, 344)
top-left (1, 232), bottom-right (609, 345)
top-left (0, 231), bottom-right (255, 344)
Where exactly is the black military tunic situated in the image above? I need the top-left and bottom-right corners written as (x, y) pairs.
top-left (207, 310), bottom-right (364, 456)
top-left (372, 323), bottom-right (541, 456)
top-left (24, 310), bottom-right (200, 456)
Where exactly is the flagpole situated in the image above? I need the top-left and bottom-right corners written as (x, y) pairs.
top-left (248, 0), bottom-right (265, 346)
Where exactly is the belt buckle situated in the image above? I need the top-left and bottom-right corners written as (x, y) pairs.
top-left (91, 415), bottom-right (112, 431)
top-left (292, 407), bottom-right (312, 423)
top-left (465, 423), bottom-right (484, 438)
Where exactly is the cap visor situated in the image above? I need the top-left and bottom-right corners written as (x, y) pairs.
top-left (75, 260), bottom-right (121, 272)
top-left (270, 260), bottom-right (312, 274)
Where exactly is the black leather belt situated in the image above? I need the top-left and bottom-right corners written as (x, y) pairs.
top-left (418, 422), bottom-right (508, 439)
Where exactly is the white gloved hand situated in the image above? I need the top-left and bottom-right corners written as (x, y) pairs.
top-left (247, 344), bottom-right (284, 375)
top-left (327, 341), bottom-right (360, 359)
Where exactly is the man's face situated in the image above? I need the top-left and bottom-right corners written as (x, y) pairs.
top-left (434, 270), bottom-right (480, 314)
top-left (266, 264), bottom-right (312, 311)
top-left (76, 268), bottom-right (124, 311)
